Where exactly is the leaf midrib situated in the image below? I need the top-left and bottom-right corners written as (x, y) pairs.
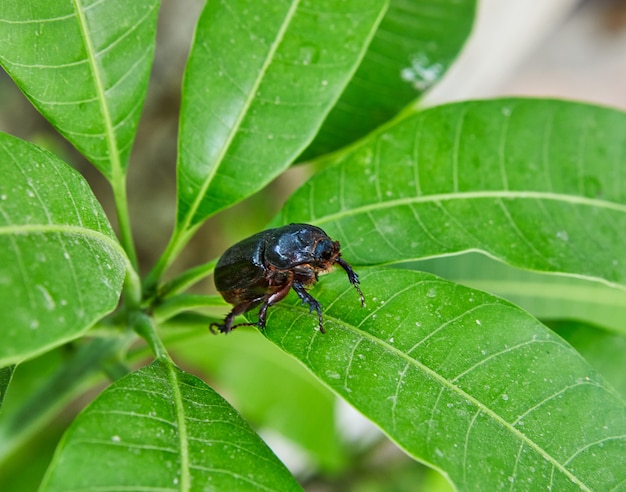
top-left (0, 223), bottom-right (128, 267)
top-left (312, 190), bottom-right (626, 226)
top-left (165, 362), bottom-right (190, 491)
top-left (73, 0), bottom-right (121, 180)
top-left (179, 0), bottom-right (302, 231)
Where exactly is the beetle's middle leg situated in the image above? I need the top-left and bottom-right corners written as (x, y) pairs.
top-left (292, 282), bottom-right (325, 334)
top-left (256, 278), bottom-right (294, 330)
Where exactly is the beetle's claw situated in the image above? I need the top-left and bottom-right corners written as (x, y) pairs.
top-left (209, 322), bottom-right (230, 335)
top-left (210, 320), bottom-right (264, 334)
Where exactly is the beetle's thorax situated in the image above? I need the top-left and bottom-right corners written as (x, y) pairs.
top-left (264, 225), bottom-right (335, 267)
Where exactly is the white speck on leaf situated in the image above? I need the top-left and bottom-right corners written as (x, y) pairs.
top-left (400, 54), bottom-right (443, 91)
top-left (325, 370), bottom-right (341, 380)
top-left (36, 284), bottom-right (55, 310)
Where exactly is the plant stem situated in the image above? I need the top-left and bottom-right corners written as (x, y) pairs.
top-left (111, 170), bottom-right (139, 272)
top-left (131, 312), bottom-right (170, 361)
top-left (123, 266), bottom-right (143, 310)
top-left (143, 224), bottom-right (198, 293)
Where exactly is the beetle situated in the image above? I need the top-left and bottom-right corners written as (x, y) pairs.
top-left (209, 223), bottom-right (365, 334)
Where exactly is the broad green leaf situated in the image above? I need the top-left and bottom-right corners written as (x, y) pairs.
top-left (406, 253), bottom-right (626, 335)
top-left (168, 328), bottom-right (346, 472)
top-left (0, 0), bottom-right (160, 178)
top-left (40, 360), bottom-right (302, 491)
top-left (0, 366), bottom-right (14, 412)
top-left (277, 99), bottom-right (626, 289)
top-left (0, 133), bottom-right (127, 366)
top-left (177, 0), bottom-right (388, 229)
top-left (264, 267), bottom-right (626, 490)
top-left (302, 0), bottom-right (476, 159)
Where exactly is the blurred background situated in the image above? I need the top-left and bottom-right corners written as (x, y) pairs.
top-left (1, 0), bottom-right (625, 490)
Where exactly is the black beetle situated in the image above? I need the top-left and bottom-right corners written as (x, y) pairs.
top-left (209, 223), bottom-right (365, 334)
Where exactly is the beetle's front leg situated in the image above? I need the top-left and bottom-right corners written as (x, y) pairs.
top-left (336, 257), bottom-right (365, 307)
top-left (292, 282), bottom-right (325, 334)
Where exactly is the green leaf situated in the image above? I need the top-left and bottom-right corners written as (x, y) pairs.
top-left (168, 328), bottom-right (346, 472)
top-left (0, 366), bottom-right (14, 412)
top-left (277, 99), bottom-right (626, 289)
top-left (406, 253), bottom-right (626, 336)
top-left (177, 0), bottom-right (388, 229)
top-left (302, 0), bottom-right (476, 159)
top-left (0, 133), bottom-right (127, 366)
top-left (0, 0), bottom-right (160, 178)
top-left (40, 360), bottom-right (302, 491)
top-left (263, 267), bottom-right (626, 490)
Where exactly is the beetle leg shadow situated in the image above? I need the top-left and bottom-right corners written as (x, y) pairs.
top-left (292, 282), bottom-right (325, 334)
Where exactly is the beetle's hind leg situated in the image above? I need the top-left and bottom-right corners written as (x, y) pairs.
top-left (209, 300), bottom-right (259, 334)
top-left (292, 282), bottom-right (325, 334)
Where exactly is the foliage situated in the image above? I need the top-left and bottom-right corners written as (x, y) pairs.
top-left (1, 0), bottom-right (625, 491)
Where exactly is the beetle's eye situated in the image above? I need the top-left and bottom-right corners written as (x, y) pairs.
top-left (314, 240), bottom-right (335, 261)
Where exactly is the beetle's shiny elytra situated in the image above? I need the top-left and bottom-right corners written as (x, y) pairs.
top-left (209, 223), bottom-right (365, 334)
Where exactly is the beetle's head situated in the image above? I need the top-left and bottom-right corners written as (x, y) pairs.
top-left (310, 237), bottom-right (341, 270)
